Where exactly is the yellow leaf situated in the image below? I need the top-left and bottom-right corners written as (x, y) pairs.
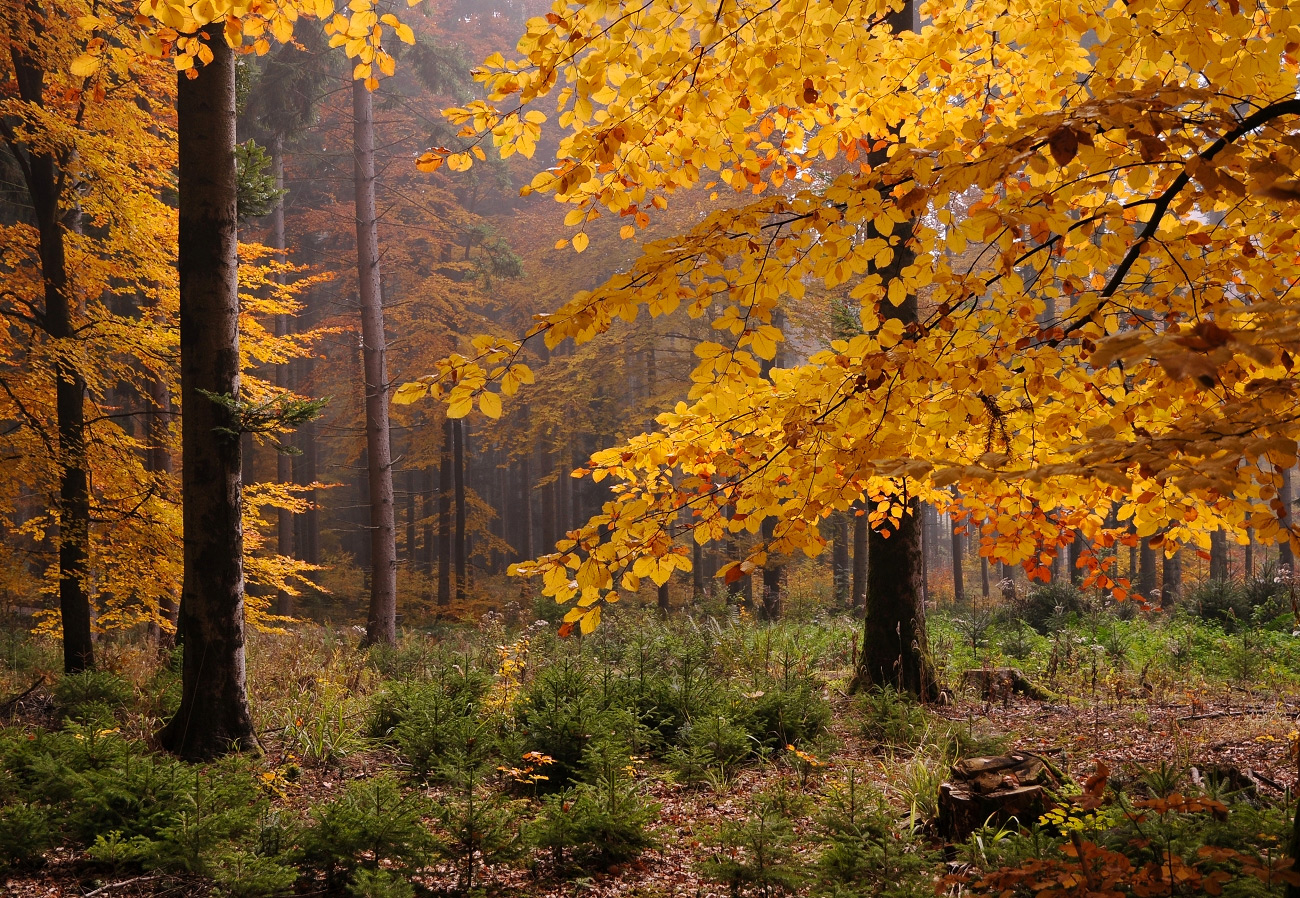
top-left (447, 393), bottom-right (473, 418)
top-left (478, 391), bottom-right (502, 418)
top-left (554, 238), bottom-right (569, 250)
top-left (391, 381), bottom-right (428, 405)
top-left (70, 55), bottom-right (100, 77)
top-left (394, 22), bottom-right (414, 43)
top-left (579, 605), bottom-right (601, 634)
top-left (620, 224), bottom-right (635, 239)
top-left (524, 109), bottom-right (547, 124)
top-left (572, 232), bottom-right (590, 253)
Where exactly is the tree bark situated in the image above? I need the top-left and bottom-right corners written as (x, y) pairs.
top-left (8, 36), bottom-right (93, 673)
top-left (854, 14), bottom-right (934, 697)
top-left (1137, 536), bottom-right (1158, 602)
top-left (832, 514), bottom-right (850, 607)
top-left (851, 506), bottom-right (868, 613)
top-left (438, 418), bottom-right (452, 607)
top-left (1281, 466), bottom-right (1295, 572)
top-left (855, 496), bottom-right (938, 700)
top-left (1069, 531), bottom-right (1086, 586)
top-left (950, 509), bottom-right (965, 605)
top-left (760, 516), bottom-right (781, 620)
top-left (1161, 546), bottom-right (1182, 609)
top-left (145, 373), bottom-right (177, 646)
top-left (159, 28), bottom-right (258, 758)
top-left (353, 79), bottom-right (397, 647)
top-left (453, 418), bottom-right (467, 600)
top-left (1209, 529), bottom-right (1230, 581)
top-left (269, 135), bottom-right (295, 618)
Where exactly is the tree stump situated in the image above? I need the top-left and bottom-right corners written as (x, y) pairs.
top-left (938, 752), bottom-right (1061, 841)
top-left (962, 667), bottom-right (1056, 701)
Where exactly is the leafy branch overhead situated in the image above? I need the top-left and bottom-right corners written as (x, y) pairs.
top-left (395, 0), bottom-right (1300, 623)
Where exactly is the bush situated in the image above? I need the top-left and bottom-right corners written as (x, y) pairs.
top-left (1008, 583), bottom-right (1088, 635)
top-left (295, 774), bottom-right (438, 892)
top-left (1188, 579), bottom-right (1252, 632)
top-left (0, 802), bottom-right (55, 871)
top-left (53, 671), bottom-right (133, 723)
top-left (669, 714), bottom-right (755, 784)
top-left (858, 688), bottom-right (929, 749)
top-left (812, 770), bottom-right (936, 898)
top-left (518, 658), bottom-right (637, 789)
top-left (698, 790), bottom-right (804, 898)
top-left (528, 738), bottom-right (658, 871)
top-left (732, 679), bottom-right (831, 749)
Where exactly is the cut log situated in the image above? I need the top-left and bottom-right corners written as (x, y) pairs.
top-left (938, 751), bottom-right (1062, 841)
top-left (962, 667), bottom-right (1056, 701)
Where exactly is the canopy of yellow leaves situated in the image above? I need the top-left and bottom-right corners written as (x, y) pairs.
top-left (405, 0), bottom-right (1300, 620)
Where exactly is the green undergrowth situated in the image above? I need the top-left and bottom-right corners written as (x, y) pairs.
top-left (0, 594), bottom-right (1294, 895)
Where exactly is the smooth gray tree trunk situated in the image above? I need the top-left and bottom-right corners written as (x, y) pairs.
top-left (352, 79), bottom-right (397, 646)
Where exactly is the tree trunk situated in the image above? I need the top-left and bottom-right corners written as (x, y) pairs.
top-left (1137, 536), bottom-right (1158, 602)
top-left (1069, 531), bottom-right (1085, 586)
top-left (833, 514), bottom-right (850, 607)
top-left (269, 134), bottom-right (295, 618)
top-left (854, 26), bottom-right (934, 698)
top-left (438, 418), bottom-right (453, 607)
top-left (851, 506), bottom-right (868, 613)
top-left (1210, 529), bottom-right (1230, 581)
top-left (9, 40), bottom-right (93, 673)
top-left (1161, 547), bottom-right (1182, 609)
top-left (692, 540), bottom-right (704, 599)
top-left (950, 510), bottom-right (965, 605)
top-left (855, 496), bottom-right (938, 700)
top-left (146, 374), bottom-right (177, 646)
top-left (405, 467), bottom-right (417, 567)
top-left (422, 466), bottom-right (435, 576)
top-left (353, 79), bottom-right (397, 647)
top-left (520, 452), bottom-right (534, 562)
top-left (760, 516), bottom-right (781, 620)
top-left (1244, 529), bottom-right (1255, 580)
top-left (453, 418), bottom-right (467, 600)
top-left (159, 29), bottom-right (258, 758)
top-left (1281, 466), bottom-right (1295, 573)
top-left (980, 553), bottom-right (990, 599)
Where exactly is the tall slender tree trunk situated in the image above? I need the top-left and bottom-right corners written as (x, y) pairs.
top-left (269, 135), bottom-right (295, 617)
top-left (1161, 546), bottom-right (1182, 609)
top-left (1210, 529), bottom-right (1230, 581)
top-left (950, 510), bottom-right (965, 605)
top-left (159, 28), bottom-right (258, 758)
top-left (520, 453), bottom-right (534, 562)
top-left (759, 516), bottom-right (781, 620)
top-left (437, 418), bottom-right (453, 607)
top-left (851, 506), bottom-right (868, 613)
top-left (422, 466), bottom-right (435, 577)
top-left (9, 41), bottom-right (93, 673)
top-left (1069, 531), bottom-right (1086, 586)
top-left (405, 468), bottom-right (417, 567)
top-left (453, 418), bottom-right (467, 600)
top-left (353, 80), bottom-right (396, 647)
top-left (1281, 466), bottom-right (1295, 572)
top-left (1137, 536), bottom-right (1158, 602)
top-left (832, 514), bottom-right (850, 607)
top-left (146, 374), bottom-right (177, 646)
top-left (854, 0), bottom-right (934, 697)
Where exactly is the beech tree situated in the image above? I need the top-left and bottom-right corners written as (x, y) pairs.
top-left (399, 0), bottom-right (1300, 655)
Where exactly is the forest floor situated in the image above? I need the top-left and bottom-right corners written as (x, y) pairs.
top-left (4, 681), bottom-right (1296, 898)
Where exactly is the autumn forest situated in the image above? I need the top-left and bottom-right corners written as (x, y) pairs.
top-left (2, 0), bottom-right (1300, 895)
